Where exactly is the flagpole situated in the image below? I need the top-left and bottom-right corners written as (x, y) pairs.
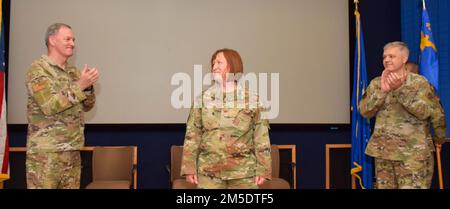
top-left (354, 0), bottom-right (359, 11)
top-left (352, 0), bottom-right (366, 189)
top-left (354, 0), bottom-right (361, 106)
top-left (436, 144), bottom-right (444, 189)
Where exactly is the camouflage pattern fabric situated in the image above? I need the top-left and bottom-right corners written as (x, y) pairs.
top-left (359, 72), bottom-right (446, 162)
top-left (197, 174), bottom-right (257, 189)
top-left (26, 55), bottom-right (95, 154)
top-left (26, 151), bottom-right (81, 189)
top-left (181, 84), bottom-right (272, 183)
top-left (375, 156), bottom-right (434, 189)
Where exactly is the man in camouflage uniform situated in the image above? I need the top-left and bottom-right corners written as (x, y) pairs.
top-left (181, 49), bottom-right (272, 189)
top-left (26, 23), bottom-right (99, 189)
top-left (406, 62), bottom-right (419, 74)
top-left (359, 41), bottom-right (446, 189)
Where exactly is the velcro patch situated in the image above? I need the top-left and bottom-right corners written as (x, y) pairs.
top-left (32, 82), bottom-right (46, 92)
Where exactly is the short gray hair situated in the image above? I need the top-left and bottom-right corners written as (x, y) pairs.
top-left (45, 23), bottom-right (72, 47)
top-left (383, 41), bottom-right (409, 58)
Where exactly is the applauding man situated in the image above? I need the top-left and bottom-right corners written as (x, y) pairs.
top-left (26, 23), bottom-right (99, 189)
top-left (359, 41), bottom-right (446, 189)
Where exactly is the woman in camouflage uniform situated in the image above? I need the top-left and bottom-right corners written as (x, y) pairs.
top-left (181, 49), bottom-right (272, 189)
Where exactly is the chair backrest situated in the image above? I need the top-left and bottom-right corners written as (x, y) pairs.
top-left (92, 146), bottom-right (134, 182)
top-left (170, 145), bottom-right (184, 183)
top-left (271, 145), bottom-right (281, 178)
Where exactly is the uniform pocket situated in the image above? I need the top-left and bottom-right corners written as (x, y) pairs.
top-left (231, 109), bottom-right (254, 132)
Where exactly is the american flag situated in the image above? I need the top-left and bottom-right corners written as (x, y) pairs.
top-left (0, 0), bottom-right (9, 178)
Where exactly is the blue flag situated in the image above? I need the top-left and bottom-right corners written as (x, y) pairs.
top-left (350, 5), bottom-right (373, 189)
top-left (419, 5), bottom-right (439, 91)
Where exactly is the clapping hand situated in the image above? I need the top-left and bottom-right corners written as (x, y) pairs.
top-left (78, 64), bottom-right (100, 90)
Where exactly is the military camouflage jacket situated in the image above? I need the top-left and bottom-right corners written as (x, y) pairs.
top-left (26, 55), bottom-right (95, 154)
top-left (359, 73), bottom-right (446, 161)
top-left (181, 84), bottom-right (272, 180)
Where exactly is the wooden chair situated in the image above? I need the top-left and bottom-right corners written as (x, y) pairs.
top-left (86, 146), bottom-right (137, 189)
top-left (170, 145), bottom-right (196, 189)
top-left (259, 145), bottom-right (291, 189)
top-left (170, 145), bottom-right (292, 189)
